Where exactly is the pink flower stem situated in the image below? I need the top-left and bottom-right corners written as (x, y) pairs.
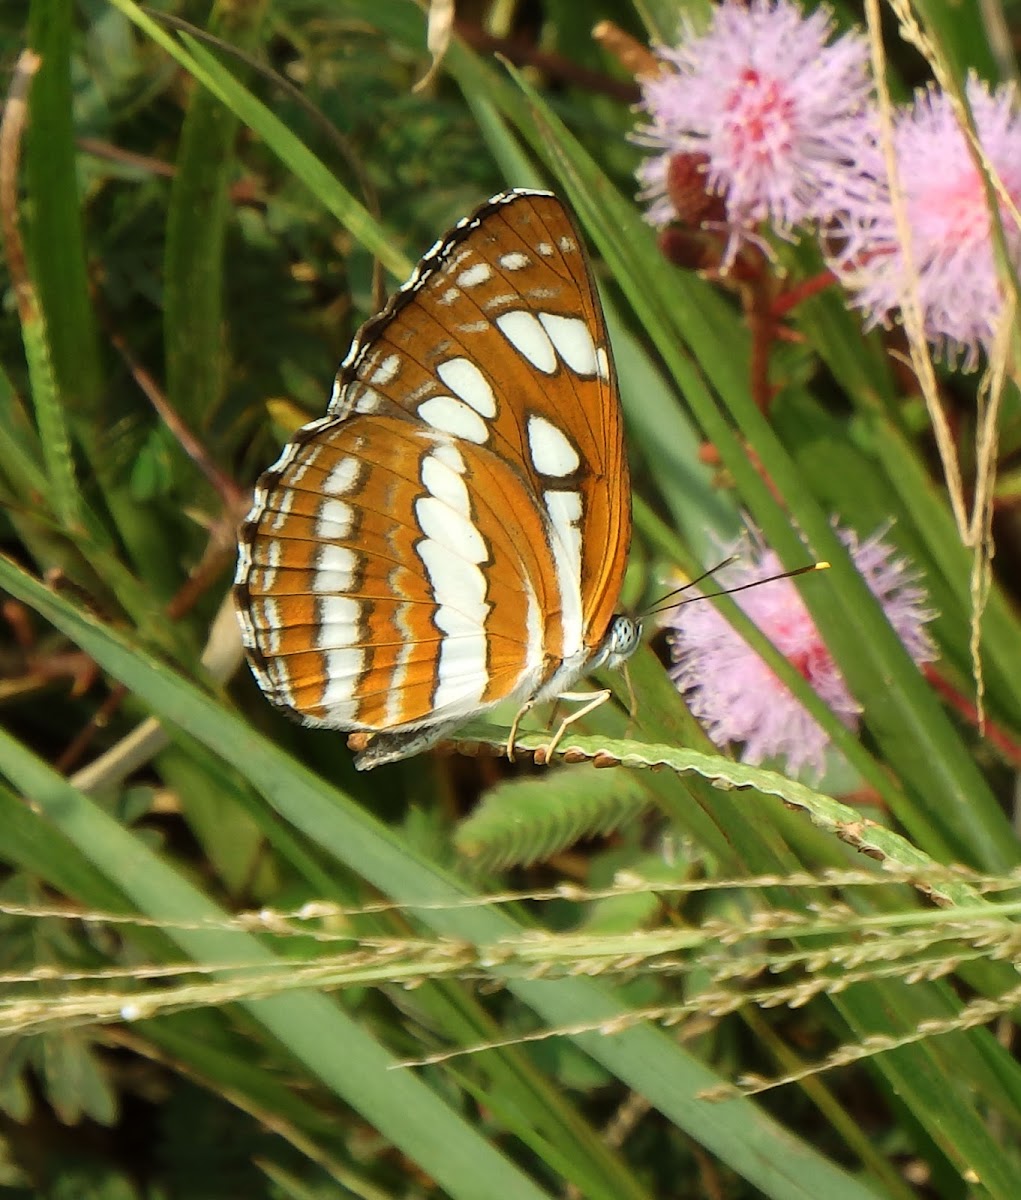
top-left (924, 664), bottom-right (1021, 767)
top-left (770, 268), bottom-right (839, 319)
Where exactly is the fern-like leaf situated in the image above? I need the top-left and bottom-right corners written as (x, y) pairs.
top-left (455, 768), bottom-right (651, 871)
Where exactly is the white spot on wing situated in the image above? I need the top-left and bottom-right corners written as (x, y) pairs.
top-left (370, 354), bottom-right (401, 385)
top-left (314, 544), bottom-right (358, 594)
top-left (354, 387), bottom-right (382, 413)
top-left (537, 241), bottom-right (554, 257)
top-left (495, 311), bottom-right (557, 374)
top-left (457, 262), bottom-right (492, 289)
top-left (412, 437), bottom-right (492, 712)
top-left (543, 489), bottom-right (584, 659)
top-left (595, 347), bottom-right (610, 381)
top-left (268, 490), bottom-right (295, 533)
top-left (436, 358), bottom-right (497, 418)
top-left (527, 415), bottom-right (580, 477)
top-left (418, 395), bottom-right (488, 444)
top-left (558, 236), bottom-right (577, 254)
top-left (416, 528), bottom-right (490, 712)
top-left (418, 543), bottom-right (486, 624)
top-left (323, 458), bottom-right (361, 495)
top-left (266, 661), bottom-right (296, 708)
top-left (250, 595), bottom-right (278, 634)
top-left (538, 313), bottom-right (598, 376)
top-left (405, 381), bottom-right (435, 406)
top-left (319, 646), bottom-right (365, 723)
top-left (260, 601), bottom-right (286, 663)
top-left (315, 498), bottom-right (355, 539)
top-left (499, 251), bottom-right (529, 271)
top-left (288, 446), bottom-right (322, 486)
top-left (385, 601), bottom-right (417, 726)
top-left (252, 539), bottom-right (282, 592)
top-left (438, 287), bottom-right (461, 306)
top-left (422, 450), bottom-right (471, 516)
top-left (484, 293), bottom-right (519, 312)
top-left (415, 496), bottom-right (486, 563)
top-left (316, 595), bottom-right (362, 646)
top-left (432, 442), bottom-right (465, 474)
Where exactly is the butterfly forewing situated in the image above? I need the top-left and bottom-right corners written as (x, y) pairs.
top-left (409, 195), bottom-right (630, 659)
top-left (235, 190), bottom-right (631, 760)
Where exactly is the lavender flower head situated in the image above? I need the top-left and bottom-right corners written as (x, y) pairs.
top-left (633, 0), bottom-right (872, 257)
top-left (830, 77), bottom-right (1021, 368)
top-left (666, 527), bottom-right (936, 778)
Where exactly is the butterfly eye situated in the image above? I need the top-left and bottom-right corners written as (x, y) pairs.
top-left (234, 191), bottom-right (633, 769)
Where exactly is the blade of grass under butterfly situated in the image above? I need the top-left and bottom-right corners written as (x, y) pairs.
top-left (0, 724), bottom-right (558, 1200)
top-left (0, 553), bottom-right (885, 1200)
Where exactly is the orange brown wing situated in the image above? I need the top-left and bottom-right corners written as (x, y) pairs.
top-left (329, 191), bottom-right (630, 664)
top-left (234, 190), bottom-right (631, 751)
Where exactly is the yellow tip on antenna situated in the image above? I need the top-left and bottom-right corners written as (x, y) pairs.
top-left (815, 561), bottom-right (831, 571)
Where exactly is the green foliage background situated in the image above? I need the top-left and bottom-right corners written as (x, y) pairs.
top-left (2, 1), bottom-right (1021, 1196)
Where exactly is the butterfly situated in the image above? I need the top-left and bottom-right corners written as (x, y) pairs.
top-left (233, 190), bottom-right (639, 769)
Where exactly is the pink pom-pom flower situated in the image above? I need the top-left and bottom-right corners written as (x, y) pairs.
top-left (829, 77), bottom-right (1021, 368)
top-left (633, 0), bottom-right (872, 260)
top-left (665, 527), bottom-right (936, 778)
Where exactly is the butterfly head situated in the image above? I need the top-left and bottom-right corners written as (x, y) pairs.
top-left (591, 614), bottom-right (642, 673)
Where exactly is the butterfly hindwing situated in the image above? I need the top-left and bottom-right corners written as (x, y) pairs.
top-left (240, 420), bottom-right (560, 730)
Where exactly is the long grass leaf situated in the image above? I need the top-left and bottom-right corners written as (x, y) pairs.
top-left (0, 724), bottom-right (556, 1200)
top-left (0, 554), bottom-right (887, 1200)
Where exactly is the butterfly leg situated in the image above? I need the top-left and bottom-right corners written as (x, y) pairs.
top-left (538, 689), bottom-right (612, 764)
top-left (506, 700), bottom-right (536, 762)
top-left (622, 662), bottom-right (637, 722)
top-left (507, 689), bottom-right (614, 765)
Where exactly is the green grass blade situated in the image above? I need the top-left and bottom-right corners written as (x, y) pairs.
top-left (0, 555), bottom-right (887, 1200)
top-left (163, 7), bottom-right (264, 432)
top-left (0, 725), bottom-right (556, 1200)
top-left (105, 0), bottom-right (411, 281)
top-left (25, 0), bottom-right (103, 417)
top-left (490, 58), bottom-right (1016, 874)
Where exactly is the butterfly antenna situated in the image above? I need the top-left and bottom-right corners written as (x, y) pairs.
top-left (645, 560), bottom-right (830, 619)
top-left (640, 555), bottom-right (739, 616)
